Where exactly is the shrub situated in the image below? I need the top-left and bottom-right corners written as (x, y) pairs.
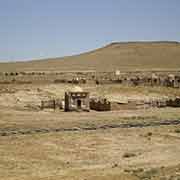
top-left (123, 152), bottom-right (136, 158)
top-left (174, 129), bottom-right (180, 133)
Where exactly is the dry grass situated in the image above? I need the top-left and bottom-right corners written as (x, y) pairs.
top-left (1, 83), bottom-right (180, 179)
top-left (1, 125), bottom-right (180, 180)
top-left (0, 42), bottom-right (180, 72)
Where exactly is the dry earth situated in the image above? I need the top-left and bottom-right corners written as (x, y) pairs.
top-left (0, 41), bottom-right (180, 72)
top-left (1, 83), bottom-right (180, 179)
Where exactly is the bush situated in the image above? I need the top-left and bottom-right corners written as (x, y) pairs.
top-left (174, 129), bottom-right (180, 133)
top-left (123, 152), bottom-right (136, 158)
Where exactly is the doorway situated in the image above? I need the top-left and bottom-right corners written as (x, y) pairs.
top-left (77, 99), bottom-right (82, 109)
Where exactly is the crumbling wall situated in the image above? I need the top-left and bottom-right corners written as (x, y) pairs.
top-left (90, 99), bottom-right (111, 111)
top-left (65, 92), bottom-right (90, 112)
top-left (111, 101), bottom-right (137, 110)
top-left (41, 99), bottom-right (63, 110)
top-left (166, 97), bottom-right (180, 107)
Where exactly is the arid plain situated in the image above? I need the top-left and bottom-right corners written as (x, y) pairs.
top-left (1, 42), bottom-right (180, 179)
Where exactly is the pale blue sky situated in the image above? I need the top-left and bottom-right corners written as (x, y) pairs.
top-left (0, 0), bottom-right (180, 61)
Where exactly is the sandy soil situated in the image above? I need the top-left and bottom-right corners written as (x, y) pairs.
top-left (1, 124), bottom-right (180, 180)
top-left (1, 83), bottom-right (180, 179)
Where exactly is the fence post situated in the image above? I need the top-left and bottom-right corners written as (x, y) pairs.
top-left (53, 99), bottom-right (56, 110)
top-left (41, 101), bottom-right (44, 110)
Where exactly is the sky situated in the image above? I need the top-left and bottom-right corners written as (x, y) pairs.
top-left (0, 0), bottom-right (180, 62)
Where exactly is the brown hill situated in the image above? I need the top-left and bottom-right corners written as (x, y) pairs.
top-left (0, 41), bottom-right (180, 72)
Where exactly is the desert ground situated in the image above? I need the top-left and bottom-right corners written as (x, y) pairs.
top-left (1, 82), bottom-right (180, 180)
top-left (0, 41), bottom-right (180, 179)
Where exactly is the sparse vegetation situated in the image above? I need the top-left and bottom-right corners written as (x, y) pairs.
top-left (144, 132), bottom-right (153, 137)
top-left (122, 152), bottom-right (137, 158)
top-left (0, 73), bottom-right (180, 179)
top-left (174, 129), bottom-right (180, 133)
top-left (0, 42), bottom-right (180, 72)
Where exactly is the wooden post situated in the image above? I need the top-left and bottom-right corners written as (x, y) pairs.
top-left (53, 99), bottom-right (56, 110)
top-left (41, 101), bottom-right (44, 110)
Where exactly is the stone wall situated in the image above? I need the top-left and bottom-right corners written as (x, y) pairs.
top-left (90, 99), bottom-right (111, 111)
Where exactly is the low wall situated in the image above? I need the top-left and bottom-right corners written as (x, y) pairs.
top-left (166, 98), bottom-right (180, 107)
top-left (41, 99), bottom-right (63, 110)
top-left (90, 99), bottom-right (111, 111)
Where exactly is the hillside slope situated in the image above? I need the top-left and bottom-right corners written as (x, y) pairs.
top-left (0, 41), bottom-right (180, 72)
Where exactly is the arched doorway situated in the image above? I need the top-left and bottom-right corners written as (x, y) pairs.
top-left (77, 99), bottom-right (82, 108)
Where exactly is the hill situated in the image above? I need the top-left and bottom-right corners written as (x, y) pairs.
top-left (0, 41), bottom-right (180, 72)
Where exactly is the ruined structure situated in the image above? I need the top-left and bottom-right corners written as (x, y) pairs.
top-left (90, 98), bottom-right (111, 111)
top-left (1, 70), bottom-right (180, 88)
top-left (166, 97), bottom-right (180, 107)
top-left (41, 99), bottom-right (63, 110)
top-left (166, 74), bottom-right (180, 88)
top-left (64, 91), bottom-right (90, 112)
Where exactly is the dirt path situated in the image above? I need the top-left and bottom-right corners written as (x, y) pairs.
top-left (1, 119), bottom-right (180, 137)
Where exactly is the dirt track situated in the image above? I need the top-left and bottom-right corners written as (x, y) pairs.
top-left (1, 119), bottom-right (180, 137)
top-left (1, 83), bottom-right (180, 179)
